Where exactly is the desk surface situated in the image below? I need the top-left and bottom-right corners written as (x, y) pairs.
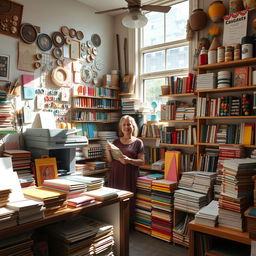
top-left (189, 220), bottom-right (251, 245)
top-left (0, 192), bottom-right (133, 239)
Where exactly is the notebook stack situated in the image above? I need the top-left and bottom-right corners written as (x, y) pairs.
top-left (64, 175), bottom-right (104, 191)
top-left (3, 150), bottom-right (35, 188)
top-left (195, 200), bottom-right (219, 227)
top-left (66, 195), bottom-right (95, 208)
top-left (42, 179), bottom-right (86, 199)
top-left (196, 73), bottom-right (216, 90)
top-left (151, 179), bottom-right (177, 242)
top-left (86, 161), bottom-right (106, 171)
top-left (0, 232), bottom-right (33, 255)
top-left (218, 158), bottom-right (256, 231)
top-left (0, 207), bottom-right (17, 230)
top-left (23, 187), bottom-right (66, 214)
top-left (0, 188), bottom-right (11, 207)
top-left (174, 189), bottom-right (207, 214)
top-left (134, 175), bottom-right (154, 235)
top-left (46, 216), bottom-right (114, 256)
top-left (7, 199), bottom-right (44, 224)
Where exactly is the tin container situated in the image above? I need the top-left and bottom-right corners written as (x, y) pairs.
top-left (217, 46), bottom-right (225, 62)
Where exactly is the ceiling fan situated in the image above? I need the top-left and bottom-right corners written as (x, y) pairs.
top-left (95, 0), bottom-right (171, 29)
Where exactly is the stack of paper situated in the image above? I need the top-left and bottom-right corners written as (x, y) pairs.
top-left (7, 199), bottom-right (44, 224)
top-left (197, 73), bottom-right (216, 90)
top-left (0, 232), bottom-right (33, 255)
top-left (42, 178), bottom-right (86, 198)
top-left (151, 179), bottom-right (177, 242)
top-left (0, 207), bottom-right (17, 230)
top-left (195, 200), bottom-right (219, 227)
top-left (22, 187), bottom-right (66, 214)
top-left (83, 187), bottom-right (118, 201)
top-left (46, 216), bottom-right (114, 256)
top-left (3, 150), bottom-right (35, 188)
top-left (178, 171), bottom-right (197, 190)
top-left (192, 172), bottom-right (216, 195)
top-left (0, 188), bottom-right (11, 207)
top-left (174, 189), bottom-right (207, 214)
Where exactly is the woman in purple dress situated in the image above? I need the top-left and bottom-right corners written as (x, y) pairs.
top-left (105, 115), bottom-right (145, 221)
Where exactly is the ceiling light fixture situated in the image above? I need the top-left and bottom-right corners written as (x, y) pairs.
top-left (122, 8), bottom-right (148, 29)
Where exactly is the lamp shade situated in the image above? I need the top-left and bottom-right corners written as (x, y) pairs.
top-left (122, 9), bottom-right (148, 29)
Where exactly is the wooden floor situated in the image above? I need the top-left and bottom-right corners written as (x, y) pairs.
top-left (129, 230), bottom-right (188, 256)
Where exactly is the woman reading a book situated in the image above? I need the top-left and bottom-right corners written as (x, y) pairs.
top-left (105, 115), bottom-right (145, 222)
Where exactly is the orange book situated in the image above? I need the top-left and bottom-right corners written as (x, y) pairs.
top-left (233, 66), bottom-right (250, 87)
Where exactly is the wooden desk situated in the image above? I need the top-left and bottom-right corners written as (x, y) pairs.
top-left (0, 192), bottom-right (133, 256)
top-left (189, 220), bottom-right (251, 256)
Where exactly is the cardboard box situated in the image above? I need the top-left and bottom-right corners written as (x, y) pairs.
top-left (102, 74), bottom-right (119, 87)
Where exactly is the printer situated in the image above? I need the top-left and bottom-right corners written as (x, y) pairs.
top-left (24, 128), bottom-right (88, 174)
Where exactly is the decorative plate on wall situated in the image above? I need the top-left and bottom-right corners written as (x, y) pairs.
top-left (91, 33), bottom-right (101, 47)
top-left (20, 23), bottom-right (37, 44)
top-left (60, 26), bottom-right (69, 36)
top-left (81, 65), bottom-right (93, 83)
top-left (52, 47), bottom-right (62, 59)
top-left (51, 67), bottom-right (69, 87)
top-left (52, 31), bottom-right (65, 48)
top-left (76, 30), bottom-right (84, 40)
top-left (95, 57), bottom-right (104, 71)
top-left (69, 28), bottom-right (76, 38)
top-left (37, 33), bottom-right (52, 51)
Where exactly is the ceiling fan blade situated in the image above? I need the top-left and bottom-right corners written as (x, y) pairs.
top-left (95, 7), bottom-right (128, 14)
top-left (125, 0), bottom-right (141, 5)
top-left (141, 5), bottom-right (171, 13)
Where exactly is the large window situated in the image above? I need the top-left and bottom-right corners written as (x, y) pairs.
top-left (140, 0), bottom-right (189, 112)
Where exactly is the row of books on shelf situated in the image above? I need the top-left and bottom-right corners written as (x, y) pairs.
top-left (73, 85), bottom-right (118, 98)
top-left (73, 111), bottom-right (120, 122)
top-left (166, 73), bottom-right (195, 94)
top-left (160, 101), bottom-right (196, 121)
top-left (197, 94), bottom-right (255, 117)
top-left (72, 98), bottom-right (120, 109)
top-left (144, 147), bottom-right (165, 164)
top-left (75, 123), bottom-right (97, 138)
top-left (81, 144), bottom-right (104, 158)
top-left (201, 123), bottom-right (255, 145)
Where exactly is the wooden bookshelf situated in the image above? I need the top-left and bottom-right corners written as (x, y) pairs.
top-left (198, 142), bottom-right (256, 148)
top-left (72, 120), bottom-right (118, 123)
top-left (159, 119), bottom-right (196, 123)
top-left (139, 164), bottom-right (164, 172)
top-left (160, 93), bottom-right (195, 97)
top-left (72, 95), bottom-right (118, 100)
top-left (73, 107), bottom-right (120, 111)
top-left (189, 220), bottom-right (251, 256)
top-left (197, 116), bottom-right (256, 120)
top-left (196, 85), bottom-right (256, 93)
top-left (102, 86), bottom-right (119, 90)
top-left (160, 143), bottom-right (196, 148)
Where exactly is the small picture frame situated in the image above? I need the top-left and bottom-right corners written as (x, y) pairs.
top-left (0, 54), bottom-right (10, 81)
top-left (35, 157), bottom-right (58, 186)
top-left (70, 40), bottom-right (80, 60)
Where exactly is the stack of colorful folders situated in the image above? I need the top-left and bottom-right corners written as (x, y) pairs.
top-left (151, 179), bottom-right (177, 242)
top-left (134, 175), bottom-right (154, 235)
top-left (3, 150), bottom-right (35, 188)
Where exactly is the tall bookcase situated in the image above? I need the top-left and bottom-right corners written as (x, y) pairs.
top-left (196, 57), bottom-right (256, 170)
top-left (71, 85), bottom-right (120, 177)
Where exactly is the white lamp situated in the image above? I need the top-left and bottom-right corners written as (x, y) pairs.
top-left (122, 8), bottom-right (148, 29)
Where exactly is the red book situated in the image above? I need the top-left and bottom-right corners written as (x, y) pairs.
top-left (233, 66), bottom-right (249, 87)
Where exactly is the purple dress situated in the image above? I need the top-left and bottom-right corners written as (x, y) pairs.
top-left (108, 138), bottom-right (144, 221)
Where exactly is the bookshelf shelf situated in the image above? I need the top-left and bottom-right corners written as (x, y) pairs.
top-left (138, 137), bottom-right (160, 140)
top-left (139, 164), bottom-right (164, 172)
top-left (83, 168), bottom-right (110, 176)
top-left (196, 57), bottom-right (256, 71)
top-left (72, 107), bottom-right (120, 111)
top-left (160, 93), bottom-right (195, 98)
top-left (72, 95), bottom-right (119, 100)
top-left (196, 85), bottom-right (256, 93)
top-left (102, 86), bottom-right (119, 90)
top-left (159, 119), bottom-right (196, 123)
top-left (72, 120), bottom-right (118, 123)
top-left (196, 116), bottom-right (256, 120)
top-left (197, 142), bottom-right (256, 148)
top-left (160, 143), bottom-right (195, 148)
top-left (119, 92), bottom-right (134, 96)
top-left (88, 137), bottom-right (100, 141)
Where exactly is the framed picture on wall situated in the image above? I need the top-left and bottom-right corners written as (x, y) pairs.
top-left (0, 54), bottom-right (10, 81)
top-left (70, 40), bottom-right (80, 60)
top-left (35, 157), bottom-right (58, 186)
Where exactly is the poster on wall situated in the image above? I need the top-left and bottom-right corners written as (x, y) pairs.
top-left (223, 9), bottom-right (248, 46)
top-left (0, 55), bottom-right (10, 81)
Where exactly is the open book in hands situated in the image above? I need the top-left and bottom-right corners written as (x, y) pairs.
top-left (107, 141), bottom-right (124, 160)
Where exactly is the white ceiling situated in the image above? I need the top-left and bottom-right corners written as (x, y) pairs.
top-left (76, 0), bottom-right (149, 15)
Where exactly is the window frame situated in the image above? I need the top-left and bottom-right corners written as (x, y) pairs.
top-left (138, 0), bottom-right (190, 103)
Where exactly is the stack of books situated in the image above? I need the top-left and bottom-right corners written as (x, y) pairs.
top-left (121, 98), bottom-right (140, 115)
top-left (22, 187), bottom-right (66, 214)
top-left (195, 200), bottom-right (219, 227)
top-left (196, 73), bottom-right (216, 90)
top-left (46, 216), bottom-right (114, 256)
top-left (66, 195), bottom-right (95, 208)
top-left (83, 187), bottom-right (118, 201)
top-left (3, 150), bottom-right (35, 188)
top-left (174, 189), bottom-right (207, 214)
top-left (218, 158), bottom-right (256, 231)
top-left (134, 175), bottom-right (154, 235)
top-left (86, 161), bottom-right (106, 170)
top-left (0, 188), bottom-right (11, 207)
top-left (42, 179), bottom-right (86, 199)
top-left (178, 171), bottom-right (197, 190)
top-left (0, 232), bottom-right (33, 255)
top-left (0, 96), bottom-right (14, 132)
top-left (151, 179), bottom-right (177, 242)
top-left (0, 207), bottom-right (17, 230)
top-left (7, 199), bottom-right (44, 224)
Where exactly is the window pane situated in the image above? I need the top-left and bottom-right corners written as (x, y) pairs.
top-left (144, 78), bottom-right (166, 114)
top-left (143, 12), bottom-right (164, 47)
top-left (166, 45), bottom-right (189, 70)
top-left (144, 50), bottom-right (165, 73)
top-left (166, 1), bottom-right (189, 42)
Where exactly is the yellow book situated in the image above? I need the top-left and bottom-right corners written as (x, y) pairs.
top-left (242, 124), bottom-right (253, 145)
